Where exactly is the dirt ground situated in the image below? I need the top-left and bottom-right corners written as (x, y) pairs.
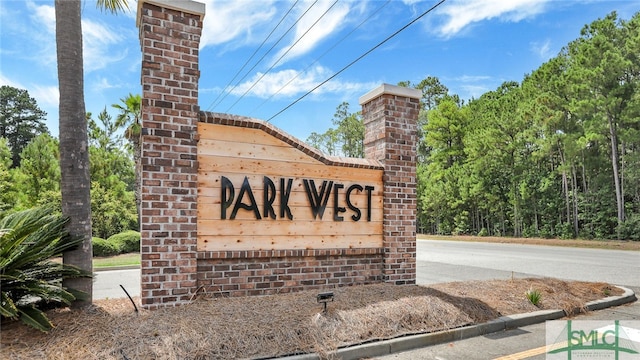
top-left (1, 278), bottom-right (623, 360)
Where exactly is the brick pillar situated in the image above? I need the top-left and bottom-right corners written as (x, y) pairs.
top-left (360, 84), bottom-right (420, 285)
top-left (137, 0), bottom-right (205, 309)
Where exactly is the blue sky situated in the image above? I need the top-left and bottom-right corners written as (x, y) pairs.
top-left (1, 0), bottom-right (638, 142)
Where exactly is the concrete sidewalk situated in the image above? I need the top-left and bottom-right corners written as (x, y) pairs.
top-left (283, 286), bottom-right (638, 360)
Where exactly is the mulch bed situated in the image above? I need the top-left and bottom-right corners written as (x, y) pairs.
top-left (0, 278), bottom-right (622, 360)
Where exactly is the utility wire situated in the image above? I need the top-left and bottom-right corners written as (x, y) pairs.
top-left (249, 0), bottom-right (391, 116)
top-left (208, 0), bottom-right (319, 111)
top-left (225, 0), bottom-right (340, 113)
top-left (205, 0), bottom-right (300, 111)
top-left (267, 0), bottom-right (447, 122)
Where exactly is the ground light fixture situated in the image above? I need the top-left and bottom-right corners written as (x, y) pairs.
top-left (317, 292), bottom-right (334, 314)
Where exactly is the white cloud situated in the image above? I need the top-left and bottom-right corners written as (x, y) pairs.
top-left (200, 0), bottom-right (278, 48)
top-left (82, 19), bottom-right (128, 72)
top-left (0, 73), bottom-right (57, 111)
top-left (30, 85), bottom-right (60, 108)
top-left (531, 39), bottom-right (553, 59)
top-left (437, 0), bottom-right (549, 37)
top-left (91, 77), bottom-right (122, 92)
top-left (455, 75), bottom-right (491, 83)
top-left (26, 1), bottom-right (128, 72)
top-left (272, 0), bottom-right (351, 65)
top-left (231, 65), bottom-right (375, 99)
top-left (0, 74), bottom-right (24, 89)
top-left (459, 84), bottom-right (490, 99)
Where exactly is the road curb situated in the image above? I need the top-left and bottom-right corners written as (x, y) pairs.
top-left (94, 265), bottom-right (140, 272)
top-left (279, 286), bottom-right (636, 360)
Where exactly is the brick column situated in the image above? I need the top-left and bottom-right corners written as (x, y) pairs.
top-left (137, 0), bottom-right (205, 309)
top-left (360, 84), bottom-right (420, 285)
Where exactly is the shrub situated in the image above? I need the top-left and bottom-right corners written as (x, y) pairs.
top-left (525, 287), bottom-right (542, 307)
top-left (0, 207), bottom-right (91, 331)
top-left (107, 230), bottom-right (140, 253)
top-left (616, 214), bottom-right (640, 241)
top-left (92, 237), bottom-right (120, 257)
top-left (477, 227), bottom-right (489, 237)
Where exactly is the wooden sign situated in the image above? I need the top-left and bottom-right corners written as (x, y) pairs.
top-left (197, 122), bottom-right (384, 251)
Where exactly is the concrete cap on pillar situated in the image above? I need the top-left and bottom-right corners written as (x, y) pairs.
top-left (136, 0), bottom-right (206, 27)
top-left (359, 83), bottom-right (422, 106)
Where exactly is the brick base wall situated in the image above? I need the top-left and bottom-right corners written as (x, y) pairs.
top-left (196, 249), bottom-right (383, 297)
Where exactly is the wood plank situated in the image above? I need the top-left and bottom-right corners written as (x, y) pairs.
top-left (198, 203), bottom-right (383, 222)
top-left (197, 173), bottom-right (383, 197)
top-left (198, 192), bottom-right (383, 209)
top-left (197, 234), bottom-right (383, 251)
top-left (197, 219), bottom-right (382, 237)
top-left (199, 155), bottom-right (383, 182)
top-left (198, 138), bottom-right (322, 165)
top-left (199, 123), bottom-right (304, 148)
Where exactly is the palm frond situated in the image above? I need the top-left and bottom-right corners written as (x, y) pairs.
top-left (0, 207), bottom-right (92, 331)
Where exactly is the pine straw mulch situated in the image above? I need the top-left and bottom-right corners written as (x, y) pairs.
top-left (0, 278), bottom-right (623, 360)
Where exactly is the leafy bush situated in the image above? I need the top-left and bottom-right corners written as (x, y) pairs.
top-left (107, 230), bottom-right (140, 254)
top-left (616, 214), bottom-right (640, 241)
top-left (92, 237), bottom-right (120, 257)
top-left (0, 207), bottom-right (91, 331)
top-left (477, 227), bottom-right (489, 237)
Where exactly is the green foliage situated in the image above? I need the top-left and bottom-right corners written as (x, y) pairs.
top-left (617, 214), bottom-right (640, 241)
top-left (17, 134), bottom-right (61, 208)
top-left (92, 231), bottom-right (140, 257)
top-left (107, 230), bottom-right (140, 253)
top-left (525, 287), bottom-right (542, 307)
top-left (306, 102), bottom-right (364, 158)
top-left (90, 177), bottom-right (137, 239)
top-left (92, 237), bottom-right (120, 257)
top-left (0, 207), bottom-right (91, 331)
top-left (0, 86), bottom-right (48, 167)
top-left (0, 138), bottom-right (14, 216)
top-left (411, 11), bottom-right (640, 240)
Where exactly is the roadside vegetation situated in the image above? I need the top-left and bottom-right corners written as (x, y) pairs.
top-left (311, 12), bottom-right (640, 241)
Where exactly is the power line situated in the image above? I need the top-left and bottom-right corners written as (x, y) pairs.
top-left (225, 0), bottom-right (340, 113)
top-left (249, 0), bottom-right (391, 116)
top-left (208, 0), bottom-right (319, 111)
top-left (267, 0), bottom-right (448, 122)
top-left (204, 0), bottom-right (300, 111)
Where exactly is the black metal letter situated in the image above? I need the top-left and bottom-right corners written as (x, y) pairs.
top-left (263, 176), bottom-right (276, 219)
top-left (231, 176), bottom-right (261, 220)
top-left (365, 185), bottom-right (374, 221)
top-left (333, 183), bottom-right (346, 221)
top-left (280, 178), bottom-right (294, 220)
top-left (346, 184), bottom-right (363, 221)
top-left (303, 179), bottom-right (333, 220)
top-left (221, 176), bottom-right (234, 220)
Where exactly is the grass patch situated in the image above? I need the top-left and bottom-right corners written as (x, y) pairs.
top-left (418, 234), bottom-right (640, 251)
top-left (93, 252), bottom-right (140, 269)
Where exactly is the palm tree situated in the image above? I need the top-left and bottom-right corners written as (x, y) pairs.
top-left (113, 93), bottom-right (142, 228)
top-left (55, 0), bottom-right (129, 305)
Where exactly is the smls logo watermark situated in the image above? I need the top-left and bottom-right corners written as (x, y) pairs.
top-left (546, 320), bottom-right (640, 359)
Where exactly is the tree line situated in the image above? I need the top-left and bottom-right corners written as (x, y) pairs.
top-left (0, 85), bottom-right (140, 240)
top-left (311, 11), bottom-right (640, 240)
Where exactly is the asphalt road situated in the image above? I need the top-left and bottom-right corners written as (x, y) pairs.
top-left (94, 239), bottom-right (640, 359)
top-left (94, 268), bottom-right (140, 300)
top-left (417, 239), bottom-right (640, 288)
top-left (94, 239), bottom-right (640, 298)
